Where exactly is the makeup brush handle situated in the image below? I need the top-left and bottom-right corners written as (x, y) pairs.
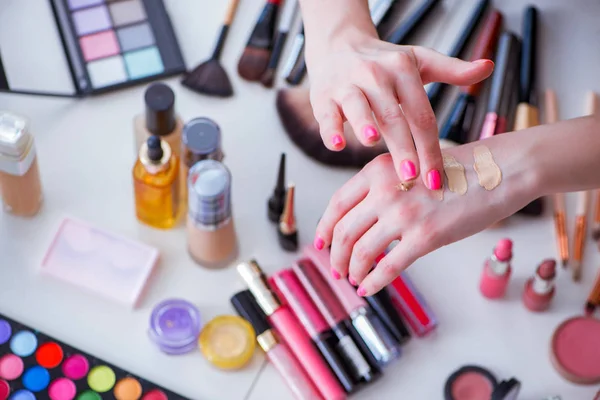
top-left (586, 91), bottom-right (598, 116)
top-left (278, 0), bottom-right (298, 32)
top-left (462, 10), bottom-right (503, 96)
top-left (224, 0), bottom-right (241, 25)
top-left (448, 0), bottom-right (490, 59)
top-left (519, 6), bottom-right (538, 104)
top-left (544, 90), bottom-right (559, 124)
top-left (486, 32), bottom-right (519, 114)
top-left (385, 0), bottom-right (440, 44)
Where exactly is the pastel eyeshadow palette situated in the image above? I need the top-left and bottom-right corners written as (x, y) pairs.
top-left (48, 0), bottom-right (186, 95)
top-left (0, 313), bottom-right (189, 400)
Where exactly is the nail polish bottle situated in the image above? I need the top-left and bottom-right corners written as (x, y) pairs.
top-left (278, 183), bottom-right (298, 251)
top-left (0, 112), bottom-right (43, 216)
top-left (268, 153), bottom-right (286, 222)
top-left (187, 159), bottom-right (238, 268)
top-left (523, 259), bottom-right (556, 312)
top-left (133, 136), bottom-right (182, 229)
top-left (479, 238), bottom-right (513, 299)
top-left (134, 83), bottom-right (184, 158)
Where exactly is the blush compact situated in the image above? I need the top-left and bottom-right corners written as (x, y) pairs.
top-left (444, 365), bottom-right (521, 400)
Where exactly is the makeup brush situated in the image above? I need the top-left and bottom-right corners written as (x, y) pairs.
top-left (513, 6), bottom-right (545, 217)
top-left (385, 0), bottom-right (440, 44)
top-left (427, 0), bottom-right (491, 111)
top-left (438, 10), bottom-right (503, 148)
top-left (478, 32), bottom-right (520, 140)
top-left (238, 0), bottom-right (282, 81)
top-left (282, 24), bottom-right (305, 85)
top-left (588, 93), bottom-right (600, 246)
top-left (278, 183), bottom-right (298, 252)
top-left (585, 268), bottom-right (600, 316)
top-left (261, 0), bottom-right (298, 88)
top-left (181, 0), bottom-right (240, 97)
top-left (268, 153), bottom-right (286, 222)
top-left (544, 90), bottom-right (569, 267)
top-left (371, 0), bottom-right (396, 27)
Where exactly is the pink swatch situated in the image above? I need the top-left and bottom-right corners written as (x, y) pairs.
top-left (79, 31), bottom-right (120, 62)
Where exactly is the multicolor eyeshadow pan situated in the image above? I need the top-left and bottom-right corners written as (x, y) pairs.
top-left (0, 313), bottom-right (189, 400)
top-left (25, 0), bottom-right (184, 96)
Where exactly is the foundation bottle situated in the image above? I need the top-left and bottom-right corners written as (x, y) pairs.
top-left (0, 112), bottom-right (43, 217)
top-left (133, 136), bottom-right (181, 229)
top-left (134, 83), bottom-right (184, 158)
top-left (186, 159), bottom-right (238, 269)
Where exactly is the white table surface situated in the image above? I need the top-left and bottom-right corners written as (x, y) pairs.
top-left (1, 0), bottom-right (600, 399)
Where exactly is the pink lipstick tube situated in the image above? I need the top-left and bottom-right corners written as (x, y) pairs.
top-left (231, 290), bottom-right (322, 400)
top-left (237, 260), bottom-right (346, 400)
top-left (388, 272), bottom-right (438, 337)
top-left (480, 239), bottom-right (513, 299)
top-left (522, 259), bottom-right (556, 312)
top-left (293, 259), bottom-right (382, 384)
top-left (271, 270), bottom-right (357, 393)
top-left (304, 246), bottom-right (401, 365)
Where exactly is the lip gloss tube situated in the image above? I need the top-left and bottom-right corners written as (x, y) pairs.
top-left (237, 260), bottom-right (346, 400)
top-left (365, 289), bottom-right (412, 345)
top-left (231, 290), bottom-right (322, 400)
top-left (303, 246), bottom-right (402, 365)
top-left (388, 272), bottom-right (437, 337)
top-left (293, 259), bottom-right (382, 384)
top-left (270, 270), bottom-right (357, 393)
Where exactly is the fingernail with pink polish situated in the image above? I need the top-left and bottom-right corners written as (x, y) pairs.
top-left (400, 160), bottom-right (416, 181)
top-left (356, 286), bottom-right (367, 296)
top-left (363, 126), bottom-right (379, 142)
top-left (348, 277), bottom-right (357, 286)
top-left (332, 135), bottom-right (344, 148)
top-left (331, 268), bottom-right (341, 280)
top-left (427, 169), bottom-right (442, 190)
top-left (314, 236), bottom-right (324, 250)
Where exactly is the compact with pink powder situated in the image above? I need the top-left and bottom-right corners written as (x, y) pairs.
top-left (444, 365), bottom-right (521, 400)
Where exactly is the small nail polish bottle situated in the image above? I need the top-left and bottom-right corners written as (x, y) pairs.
top-left (523, 259), bottom-right (556, 312)
top-left (278, 183), bottom-right (297, 251)
top-left (479, 238), bottom-right (513, 299)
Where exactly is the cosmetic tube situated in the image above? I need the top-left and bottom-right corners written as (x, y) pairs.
top-left (388, 272), bottom-right (438, 337)
top-left (231, 290), bottom-right (322, 400)
top-left (365, 290), bottom-right (411, 345)
top-left (237, 260), bottom-right (346, 400)
top-left (270, 270), bottom-right (357, 393)
top-left (304, 246), bottom-right (403, 364)
top-left (293, 259), bottom-right (382, 384)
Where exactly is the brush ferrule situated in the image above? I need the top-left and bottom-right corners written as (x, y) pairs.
top-left (248, 3), bottom-right (279, 48)
top-left (211, 25), bottom-right (230, 60)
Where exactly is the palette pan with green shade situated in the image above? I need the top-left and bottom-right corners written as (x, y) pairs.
top-left (0, 313), bottom-right (189, 399)
top-left (0, 0), bottom-right (186, 97)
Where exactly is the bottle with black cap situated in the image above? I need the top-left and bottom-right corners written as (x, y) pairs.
top-left (133, 135), bottom-right (181, 229)
top-left (230, 290), bottom-right (323, 400)
top-left (134, 82), bottom-right (184, 158)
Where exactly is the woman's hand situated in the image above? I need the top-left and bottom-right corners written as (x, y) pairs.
top-left (313, 138), bottom-right (540, 296)
top-left (305, 29), bottom-right (494, 189)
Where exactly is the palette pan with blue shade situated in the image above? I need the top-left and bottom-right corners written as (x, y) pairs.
top-left (0, 0), bottom-right (186, 97)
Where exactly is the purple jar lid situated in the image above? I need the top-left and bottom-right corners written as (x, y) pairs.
top-left (0, 319), bottom-right (11, 345)
top-left (148, 299), bottom-right (201, 354)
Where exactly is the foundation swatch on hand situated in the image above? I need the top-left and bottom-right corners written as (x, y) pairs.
top-left (443, 154), bottom-right (467, 195)
top-left (473, 145), bottom-right (502, 190)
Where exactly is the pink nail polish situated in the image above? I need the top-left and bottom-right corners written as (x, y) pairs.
top-left (314, 237), bottom-right (324, 250)
top-left (427, 169), bottom-right (442, 190)
top-left (356, 286), bottom-right (366, 296)
top-left (400, 160), bottom-right (416, 181)
top-left (332, 135), bottom-right (344, 147)
top-left (348, 277), bottom-right (357, 286)
top-left (363, 126), bottom-right (378, 141)
top-left (331, 268), bottom-right (341, 280)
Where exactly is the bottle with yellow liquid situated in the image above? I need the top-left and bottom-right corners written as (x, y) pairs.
top-left (133, 136), bottom-right (181, 229)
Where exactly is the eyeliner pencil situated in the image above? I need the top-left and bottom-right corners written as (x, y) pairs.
top-left (545, 90), bottom-right (569, 267)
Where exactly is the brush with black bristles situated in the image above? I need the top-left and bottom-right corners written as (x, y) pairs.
top-left (238, 0), bottom-right (282, 81)
top-left (261, 0), bottom-right (299, 88)
top-left (181, 0), bottom-right (241, 97)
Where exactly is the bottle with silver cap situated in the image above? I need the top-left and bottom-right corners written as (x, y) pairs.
top-left (186, 159), bottom-right (237, 268)
top-left (0, 111), bottom-right (43, 216)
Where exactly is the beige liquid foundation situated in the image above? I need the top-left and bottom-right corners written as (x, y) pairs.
top-left (186, 159), bottom-right (238, 269)
top-left (0, 112), bottom-right (43, 217)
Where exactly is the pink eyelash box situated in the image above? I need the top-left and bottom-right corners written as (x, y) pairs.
top-left (41, 217), bottom-right (160, 308)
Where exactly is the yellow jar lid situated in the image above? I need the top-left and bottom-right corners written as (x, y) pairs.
top-left (199, 315), bottom-right (256, 370)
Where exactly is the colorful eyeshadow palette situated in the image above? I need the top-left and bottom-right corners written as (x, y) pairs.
top-left (0, 313), bottom-right (189, 400)
top-left (0, 0), bottom-right (185, 97)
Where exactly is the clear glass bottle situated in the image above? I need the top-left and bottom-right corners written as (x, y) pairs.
top-left (186, 160), bottom-right (237, 268)
top-left (133, 136), bottom-right (181, 229)
top-left (0, 112), bottom-right (43, 216)
top-left (134, 83), bottom-right (184, 158)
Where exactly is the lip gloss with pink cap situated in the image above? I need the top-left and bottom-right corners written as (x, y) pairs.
top-left (522, 259), bottom-right (556, 312)
top-left (480, 238), bottom-right (513, 299)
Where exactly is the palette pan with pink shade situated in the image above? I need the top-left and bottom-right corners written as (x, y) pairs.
top-left (444, 365), bottom-right (521, 400)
